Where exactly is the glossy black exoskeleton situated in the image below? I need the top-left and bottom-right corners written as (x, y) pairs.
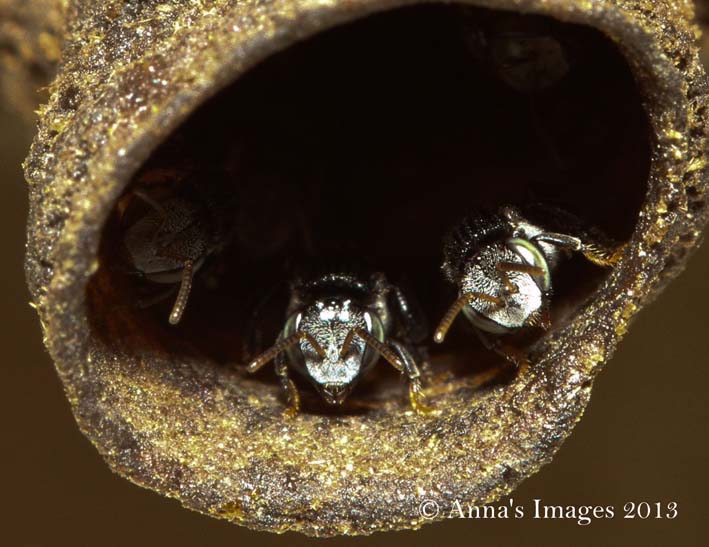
top-left (247, 268), bottom-right (432, 414)
top-left (435, 204), bottom-right (624, 366)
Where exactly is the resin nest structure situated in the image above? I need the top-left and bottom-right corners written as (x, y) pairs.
top-left (6, 0), bottom-right (708, 537)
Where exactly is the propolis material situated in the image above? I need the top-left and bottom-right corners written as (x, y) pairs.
top-left (7, 0), bottom-right (708, 537)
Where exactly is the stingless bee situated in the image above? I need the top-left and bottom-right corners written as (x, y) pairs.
top-left (247, 269), bottom-right (432, 414)
top-left (119, 175), bottom-right (234, 325)
top-left (434, 204), bottom-right (625, 365)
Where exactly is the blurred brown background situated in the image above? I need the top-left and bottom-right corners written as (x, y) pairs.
top-left (2, 10), bottom-right (709, 547)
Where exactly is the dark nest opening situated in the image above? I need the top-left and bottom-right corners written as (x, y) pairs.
top-left (88, 4), bottom-right (650, 413)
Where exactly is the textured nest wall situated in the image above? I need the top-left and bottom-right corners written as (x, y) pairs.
top-left (5, 0), bottom-right (708, 537)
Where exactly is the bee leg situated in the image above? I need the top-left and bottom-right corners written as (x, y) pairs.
top-left (474, 328), bottom-right (531, 375)
top-left (389, 339), bottom-right (436, 414)
top-left (275, 352), bottom-right (301, 418)
top-left (533, 232), bottom-right (625, 267)
top-left (532, 232), bottom-right (583, 251)
top-left (132, 189), bottom-right (167, 217)
top-left (130, 190), bottom-right (174, 251)
top-left (526, 305), bottom-right (552, 331)
top-left (579, 240), bottom-right (626, 267)
top-left (242, 281), bottom-right (286, 362)
top-left (368, 274), bottom-right (427, 342)
top-left (390, 285), bottom-right (428, 344)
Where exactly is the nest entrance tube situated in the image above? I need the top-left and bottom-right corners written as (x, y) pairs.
top-left (90, 4), bottom-right (650, 408)
top-left (23, 0), bottom-right (706, 537)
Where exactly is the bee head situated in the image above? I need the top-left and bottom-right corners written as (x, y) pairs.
top-left (290, 298), bottom-right (380, 405)
top-left (435, 238), bottom-right (552, 343)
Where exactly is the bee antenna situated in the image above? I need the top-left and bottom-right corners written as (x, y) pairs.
top-left (168, 259), bottom-right (195, 325)
top-left (248, 331), bottom-right (326, 372)
top-left (340, 327), bottom-right (404, 372)
top-left (434, 292), bottom-right (503, 343)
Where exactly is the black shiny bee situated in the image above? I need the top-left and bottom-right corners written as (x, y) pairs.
top-left (434, 204), bottom-right (624, 365)
top-left (119, 174), bottom-right (234, 325)
top-left (247, 269), bottom-right (431, 414)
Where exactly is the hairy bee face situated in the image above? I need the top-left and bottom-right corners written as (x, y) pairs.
top-left (460, 241), bottom-right (548, 333)
top-left (436, 204), bottom-right (624, 348)
top-left (287, 298), bottom-right (382, 405)
top-left (123, 196), bottom-right (210, 282)
top-left (247, 269), bottom-right (430, 412)
top-left (119, 184), bottom-right (231, 325)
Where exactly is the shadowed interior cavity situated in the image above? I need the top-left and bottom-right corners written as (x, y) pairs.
top-left (88, 4), bottom-right (651, 410)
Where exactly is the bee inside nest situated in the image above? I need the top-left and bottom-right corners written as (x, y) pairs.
top-left (88, 4), bottom-right (650, 414)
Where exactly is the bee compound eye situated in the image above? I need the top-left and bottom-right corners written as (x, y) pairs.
top-left (20, 0), bottom-right (706, 536)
